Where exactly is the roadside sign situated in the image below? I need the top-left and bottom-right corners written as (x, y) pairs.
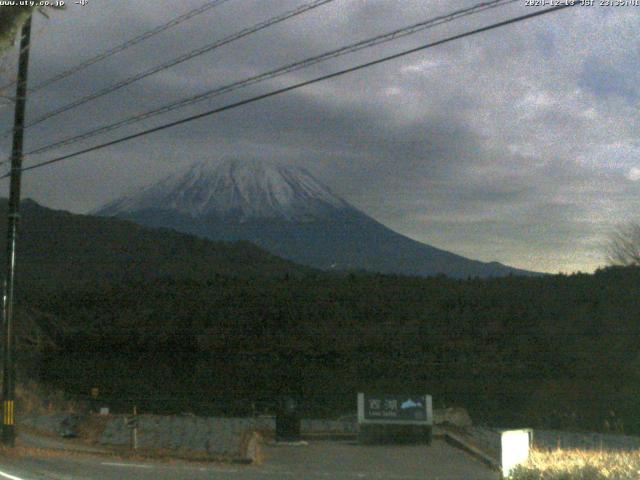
top-left (358, 393), bottom-right (433, 425)
top-left (124, 416), bottom-right (138, 428)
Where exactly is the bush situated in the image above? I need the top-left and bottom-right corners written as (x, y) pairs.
top-left (15, 380), bottom-right (84, 416)
top-left (509, 448), bottom-right (640, 480)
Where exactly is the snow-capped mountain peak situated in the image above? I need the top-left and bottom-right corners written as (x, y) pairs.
top-left (96, 157), bottom-right (535, 278)
top-left (98, 157), bottom-right (353, 222)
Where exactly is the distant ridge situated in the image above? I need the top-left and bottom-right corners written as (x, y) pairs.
top-left (0, 198), bottom-right (311, 291)
top-left (96, 157), bottom-right (537, 278)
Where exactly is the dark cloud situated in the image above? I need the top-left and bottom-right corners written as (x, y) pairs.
top-left (579, 54), bottom-right (639, 103)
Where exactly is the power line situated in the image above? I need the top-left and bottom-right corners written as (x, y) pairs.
top-left (0, 48), bottom-right (27, 100)
top-left (25, 0), bottom-right (515, 154)
top-left (0, 18), bottom-right (55, 104)
top-left (2, 3), bottom-right (578, 180)
top-left (12, 0), bottom-right (337, 134)
top-left (25, 0), bottom-right (517, 157)
top-left (0, 0), bottom-right (233, 95)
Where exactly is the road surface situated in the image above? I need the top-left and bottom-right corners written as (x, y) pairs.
top-left (0, 439), bottom-right (498, 479)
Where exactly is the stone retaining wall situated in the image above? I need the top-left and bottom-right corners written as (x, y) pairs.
top-left (100, 415), bottom-right (274, 458)
top-left (301, 418), bottom-right (358, 434)
top-left (99, 416), bottom-right (359, 450)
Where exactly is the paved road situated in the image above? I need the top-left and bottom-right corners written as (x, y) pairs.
top-left (262, 440), bottom-right (498, 480)
top-left (0, 439), bottom-right (498, 479)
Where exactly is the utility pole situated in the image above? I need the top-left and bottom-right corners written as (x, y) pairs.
top-left (2, 15), bottom-right (33, 447)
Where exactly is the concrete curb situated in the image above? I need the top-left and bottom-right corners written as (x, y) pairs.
top-left (436, 426), bottom-right (500, 470)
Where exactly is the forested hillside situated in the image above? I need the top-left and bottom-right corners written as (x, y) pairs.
top-left (0, 199), bottom-right (312, 292)
top-left (20, 266), bottom-right (640, 434)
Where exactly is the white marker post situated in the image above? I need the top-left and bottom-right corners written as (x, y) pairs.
top-left (501, 429), bottom-right (531, 478)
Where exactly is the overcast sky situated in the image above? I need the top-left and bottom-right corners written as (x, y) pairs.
top-left (0, 0), bottom-right (638, 274)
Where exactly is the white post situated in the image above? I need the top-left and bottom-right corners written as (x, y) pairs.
top-left (501, 429), bottom-right (531, 478)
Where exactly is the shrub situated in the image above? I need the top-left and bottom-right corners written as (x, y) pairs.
top-left (509, 448), bottom-right (640, 480)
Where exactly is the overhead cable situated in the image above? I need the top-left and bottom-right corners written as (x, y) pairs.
top-left (4, 4), bottom-right (577, 179)
top-left (13, 0), bottom-right (336, 133)
top-left (26, 0), bottom-right (518, 156)
top-left (0, 0), bottom-right (233, 95)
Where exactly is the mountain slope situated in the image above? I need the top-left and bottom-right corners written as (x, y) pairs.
top-left (0, 199), bottom-right (312, 292)
top-left (96, 158), bottom-right (535, 278)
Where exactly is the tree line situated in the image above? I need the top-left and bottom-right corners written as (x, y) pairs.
top-left (15, 265), bottom-right (640, 433)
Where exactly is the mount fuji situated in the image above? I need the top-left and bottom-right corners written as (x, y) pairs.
top-left (95, 158), bottom-right (533, 278)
